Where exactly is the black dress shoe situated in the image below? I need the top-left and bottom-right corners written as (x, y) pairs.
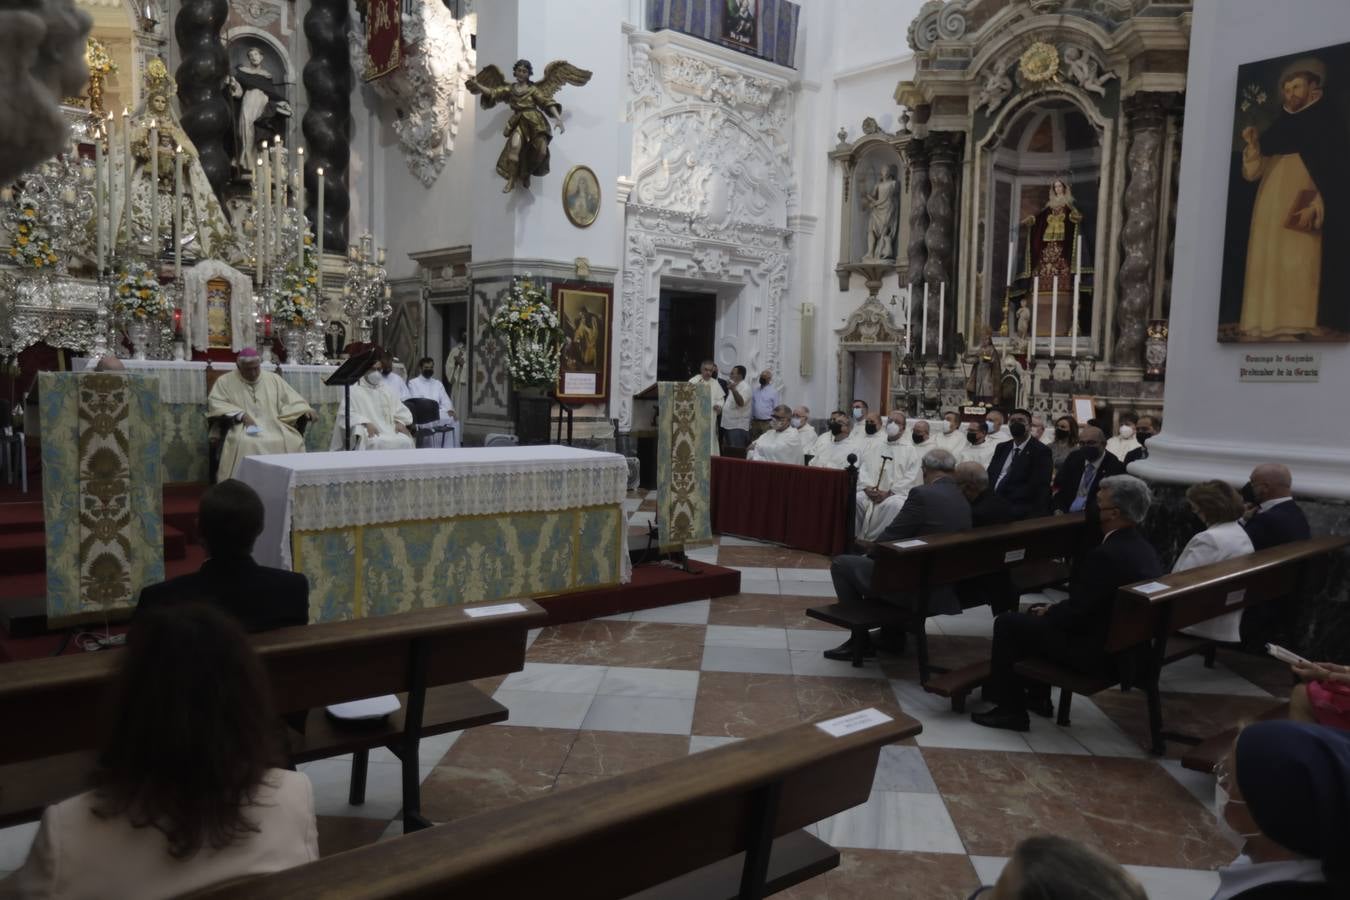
top-left (823, 637), bottom-right (875, 661)
top-left (971, 706), bottom-right (1031, 732)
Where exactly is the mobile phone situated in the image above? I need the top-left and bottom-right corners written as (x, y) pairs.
top-left (1266, 643), bottom-right (1312, 667)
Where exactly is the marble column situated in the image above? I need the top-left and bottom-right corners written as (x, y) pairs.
top-left (1114, 93), bottom-right (1170, 367)
top-left (923, 132), bottom-right (960, 362)
top-left (903, 140), bottom-right (929, 353)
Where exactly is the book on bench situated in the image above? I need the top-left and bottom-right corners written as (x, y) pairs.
top-left (326, 695), bottom-right (401, 721)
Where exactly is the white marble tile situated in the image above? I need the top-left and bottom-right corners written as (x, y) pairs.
top-left (689, 735), bottom-right (742, 754)
top-left (1159, 656), bottom-right (1273, 698)
top-left (780, 580), bottom-right (837, 598)
top-left (581, 695), bottom-right (696, 735)
top-left (700, 644), bottom-right (794, 675)
top-left (1124, 865), bottom-right (1221, 900)
top-left (705, 624), bottom-right (789, 649)
top-left (1160, 759), bottom-right (1219, 812)
top-left (738, 579), bottom-right (783, 596)
top-left (814, 791), bottom-right (965, 853)
top-left (491, 689), bottom-right (595, 730)
top-left (785, 628), bottom-right (849, 651)
top-left (717, 535), bottom-right (775, 547)
top-left (622, 497), bottom-right (643, 513)
top-left (1055, 695), bottom-right (1150, 759)
top-left (0, 822), bottom-right (37, 872)
top-left (1020, 716), bottom-right (1093, 756)
top-left (598, 666), bottom-right (700, 699)
top-left (499, 662), bottom-right (608, 695)
top-left (969, 856), bottom-right (1008, 886)
top-left (871, 745), bottom-right (939, 793)
top-left (890, 680), bottom-right (1033, 753)
top-left (727, 566), bottom-right (779, 580)
top-left (300, 760), bottom-right (430, 820)
top-left (777, 567), bottom-right (834, 583)
top-left (629, 511), bottom-right (657, 528)
top-left (788, 649), bottom-right (887, 679)
top-left (685, 546), bottom-right (720, 564)
top-left (629, 599), bottom-right (711, 625)
top-left (597, 612), bottom-right (634, 621)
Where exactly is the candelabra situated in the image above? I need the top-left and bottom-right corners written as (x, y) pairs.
top-left (342, 232), bottom-right (390, 344)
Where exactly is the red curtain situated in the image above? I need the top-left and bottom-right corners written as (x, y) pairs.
top-left (709, 457), bottom-right (852, 556)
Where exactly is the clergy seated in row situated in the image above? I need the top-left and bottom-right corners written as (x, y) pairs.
top-left (406, 356), bottom-right (460, 448)
top-left (378, 352), bottom-right (410, 401)
top-left (333, 369), bottom-right (415, 450)
top-left (854, 419), bottom-right (923, 541)
top-left (208, 349), bottom-right (315, 480)
top-left (934, 410), bottom-right (968, 456)
top-left (808, 412), bottom-right (858, 470)
top-left (746, 405), bottom-right (802, 463)
top-left (791, 405), bottom-right (818, 451)
top-left (957, 419), bottom-right (998, 468)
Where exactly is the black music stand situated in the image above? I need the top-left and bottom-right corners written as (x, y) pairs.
top-left (324, 347), bottom-right (379, 451)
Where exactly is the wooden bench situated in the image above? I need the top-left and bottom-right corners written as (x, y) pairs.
top-left (1017, 535), bottom-right (1349, 755)
top-left (1180, 700), bottom-right (1290, 774)
top-left (808, 513), bottom-right (1085, 681)
top-left (190, 708), bottom-right (921, 900)
top-left (0, 600), bottom-right (546, 832)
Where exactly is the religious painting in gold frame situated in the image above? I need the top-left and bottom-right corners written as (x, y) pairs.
top-left (554, 282), bottom-right (612, 402)
top-left (562, 165), bottom-right (600, 228)
top-left (1217, 40), bottom-right (1350, 343)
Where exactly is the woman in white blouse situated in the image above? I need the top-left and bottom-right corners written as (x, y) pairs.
top-left (1176, 480), bottom-right (1254, 643)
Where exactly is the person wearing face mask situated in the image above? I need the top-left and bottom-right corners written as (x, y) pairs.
top-left (1123, 415), bottom-right (1159, 467)
top-left (207, 348), bottom-right (315, 480)
top-left (855, 411), bottom-right (886, 455)
top-left (986, 408), bottom-right (1053, 519)
top-left (377, 352), bottom-right (411, 402)
top-left (1032, 414), bottom-right (1052, 446)
top-left (808, 412), bottom-right (857, 470)
top-left (934, 410), bottom-right (967, 455)
top-left (854, 417), bottom-right (923, 539)
top-left (910, 420), bottom-right (931, 451)
top-left (719, 365), bottom-right (753, 450)
top-left (749, 369), bottom-right (779, 439)
top-left (746, 405), bottom-right (800, 464)
top-left (884, 409), bottom-right (911, 446)
top-left (1050, 415), bottom-right (1079, 471)
top-left (1105, 410), bottom-right (1140, 461)
top-left (1241, 463), bottom-right (1310, 550)
top-left (956, 419), bottom-right (998, 468)
top-left (333, 366), bottom-right (416, 450)
top-left (849, 399), bottom-right (868, 428)
top-left (790, 405), bottom-right (817, 460)
top-left (986, 408), bottom-right (1012, 444)
top-left (1051, 425), bottom-right (1123, 516)
top-left (687, 360), bottom-right (724, 458)
top-left (406, 357), bottom-right (460, 448)
top-left (972, 474), bottom-right (1162, 732)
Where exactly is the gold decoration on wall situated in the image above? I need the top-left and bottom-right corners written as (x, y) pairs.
top-left (85, 37), bottom-right (119, 116)
top-left (1018, 41), bottom-right (1060, 84)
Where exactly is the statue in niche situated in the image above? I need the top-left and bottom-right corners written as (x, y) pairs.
top-left (976, 65), bottom-right (1013, 113)
top-left (1011, 303), bottom-right (1031, 353)
top-left (466, 58), bottom-right (592, 192)
top-left (862, 164), bottom-right (900, 262)
top-left (225, 45), bottom-right (292, 174)
top-left (1063, 46), bottom-right (1116, 97)
top-left (965, 331), bottom-right (1002, 402)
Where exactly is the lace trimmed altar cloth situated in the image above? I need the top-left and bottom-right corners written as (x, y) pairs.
top-left (234, 446), bottom-right (631, 622)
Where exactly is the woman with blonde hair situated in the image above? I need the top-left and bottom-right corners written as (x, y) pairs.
top-left (1177, 480), bottom-right (1255, 643)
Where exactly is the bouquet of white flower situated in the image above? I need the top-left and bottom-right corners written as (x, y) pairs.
top-left (488, 277), bottom-right (565, 388)
top-left (112, 260), bottom-right (168, 320)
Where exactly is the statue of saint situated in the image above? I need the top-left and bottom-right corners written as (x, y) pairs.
top-left (965, 332), bottom-right (1001, 403)
top-left (862, 165), bottom-right (899, 262)
top-left (466, 58), bottom-right (592, 192)
top-left (225, 47), bottom-right (293, 174)
top-left (1014, 178), bottom-right (1089, 337)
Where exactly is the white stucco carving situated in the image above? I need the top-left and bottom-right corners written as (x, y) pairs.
top-left (616, 31), bottom-right (797, 432)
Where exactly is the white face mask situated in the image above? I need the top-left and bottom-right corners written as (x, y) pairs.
top-left (1119, 424), bottom-right (1135, 439)
top-left (943, 420), bottom-right (954, 434)
top-left (886, 422), bottom-right (902, 438)
top-left (364, 370), bottom-right (383, 386)
top-left (852, 408), bottom-right (864, 420)
top-left (879, 415), bottom-right (889, 425)
top-left (1214, 783), bottom-right (1261, 849)
top-left (986, 420), bottom-right (997, 433)
top-left (790, 416), bottom-right (803, 428)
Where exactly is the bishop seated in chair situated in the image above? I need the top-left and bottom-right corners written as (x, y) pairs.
top-left (207, 349), bottom-right (314, 480)
top-left (333, 369), bottom-right (416, 450)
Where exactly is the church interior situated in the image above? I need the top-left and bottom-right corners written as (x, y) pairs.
top-left (2, 0), bottom-right (1350, 896)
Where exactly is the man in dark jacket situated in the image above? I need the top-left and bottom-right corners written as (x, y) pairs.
top-left (1243, 463), bottom-right (1311, 550)
top-left (137, 479), bottom-right (309, 632)
top-left (987, 408), bottom-right (1053, 519)
top-left (973, 474), bottom-right (1163, 732)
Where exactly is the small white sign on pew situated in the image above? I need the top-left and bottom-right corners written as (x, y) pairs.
top-left (815, 708), bottom-right (893, 738)
top-left (463, 602), bottom-right (530, 618)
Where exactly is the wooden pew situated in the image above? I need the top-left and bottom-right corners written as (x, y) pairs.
top-left (0, 600), bottom-right (546, 832)
top-left (190, 709), bottom-right (920, 900)
top-left (807, 513), bottom-right (1085, 684)
top-left (1015, 535), bottom-right (1349, 755)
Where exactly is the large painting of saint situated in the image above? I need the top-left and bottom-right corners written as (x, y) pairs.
top-left (1218, 42), bottom-right (1350, 343)
top-left (555, 283), bottom-right (612, 402)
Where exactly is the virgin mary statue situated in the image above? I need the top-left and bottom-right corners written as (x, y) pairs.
top-left (108, 59), bottom-right (237, 263)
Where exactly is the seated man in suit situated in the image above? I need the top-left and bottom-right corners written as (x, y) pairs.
top-left (986, 407), bottom-right (1053, 519)
top-left (1123, 415), bottom-right (1158, 467)
top-left (824, 449), bottom-right (972, 661)
top-left (1242, 463), bottom-right (1310, 550)
top-left (955, 461), bottom-right (1017, 614)
top-left (973, 474), bottom-right (1163, 732)
top-left (1051, 426), bottom-right (1122, 515)
top-left (137, 479), bottom-right (309, 632)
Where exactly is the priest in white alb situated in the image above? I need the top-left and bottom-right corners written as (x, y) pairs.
top-left (856, 422), bottom-right (921, 539)
top-left (208, 349), bottom-right (315, 480)
top-left (333, 369), bottom-right (415, 450)
top-left (747, 405), bottom-right (802, 464)
top-left (406, 356), bottom-right (460, 448)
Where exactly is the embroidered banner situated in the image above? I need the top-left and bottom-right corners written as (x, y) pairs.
top-left (657, 380), bottom-right (713, 552)
top-left (364, 0), bottom-right (402, 81)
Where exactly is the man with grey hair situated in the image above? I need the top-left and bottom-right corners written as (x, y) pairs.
top-left (746, 405), bottom-right (800, 464)
top-left (1242, 463), bottom-right (1309, 551)
top-left (973, 473), bottom-right (1162, 732)
top-left (823, 448), bottom-right (972, 661)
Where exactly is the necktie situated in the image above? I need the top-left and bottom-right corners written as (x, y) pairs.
top-left (1070, 462), bottom-right (1095, 512)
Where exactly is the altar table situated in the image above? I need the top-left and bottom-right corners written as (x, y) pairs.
top-left (235, 446), bottom-right (631, 623)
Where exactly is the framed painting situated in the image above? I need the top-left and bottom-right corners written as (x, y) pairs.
top-left (562, 165), bottom-right (601, 228)
top-left (554, 282), bottom-right (613, 402)
top-left (721, 0), bottom-right (759, 52)
top-left (1217, 40), bottom-right (1350, 343)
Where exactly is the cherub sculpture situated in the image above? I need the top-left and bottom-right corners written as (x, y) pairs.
top-left (466, 58), bottom-right (592, 192)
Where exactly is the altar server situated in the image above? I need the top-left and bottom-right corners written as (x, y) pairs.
top-left (407, 356), bottom-right (459, 448)
top-left (333, 369), bottom-right (415, 450)
top-left (855, 422), bottom-right (921, 539)
top-left (809, 415), bottom-right (860, 471)
top-left (208, 349), bottom-right (314, 480)
top-left (379, 352), bottom-right (410, 402)
top-left (747, 405), bottom-right (802, 464)
top-left (957, 419), bottom-right (998, 468)
top-left (934, 411), bottom-right (966, 455)
top-left (791, 405), bottom-right (817, 455)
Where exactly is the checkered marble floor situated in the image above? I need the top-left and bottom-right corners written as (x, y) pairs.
top-left (0, 493), bottom-right (1292, 896)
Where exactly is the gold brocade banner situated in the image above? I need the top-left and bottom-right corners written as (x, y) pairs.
top-left (363, 0), bottom-right (402, 82)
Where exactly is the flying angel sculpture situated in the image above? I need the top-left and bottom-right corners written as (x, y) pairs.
top-left (466, 58), bottom-right (592, 192)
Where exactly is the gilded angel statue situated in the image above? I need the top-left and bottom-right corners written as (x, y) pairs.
top-left (466, 58), bottom-right (592, 192)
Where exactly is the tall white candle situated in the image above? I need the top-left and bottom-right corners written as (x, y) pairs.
top-left (1050, 275), bottom-right (1059, 358)
top-left (316, 167), bottom-right (325, 294)
top-left (94, 125), bottom-right (105, 273)
top-left (173, 145), bottom-right (183, 282)
top-left (295, 151), bottom-right (305, 268)
top-left (1006, 238), bottom-right (1016, 286)
top-left (1030, 276), bottom-right (1039, 356)
top-left (1072, 232), bottom-right (1082, 358)
top-left (148, 120), bottom-right (158, 258)
top-left (253, 159), bottom-right (263, 286)
top-left (121, 108), bottom-right (132, 253)
top-left (921, 281), bottom-right (929, 357)
top-left (938, 281), bottom-right (945, 357)
top-left (260, 144), bottom-right (271, 278)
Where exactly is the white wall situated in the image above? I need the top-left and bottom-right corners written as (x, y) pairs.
top-left (1135, 0), bottom-right (1350, 498)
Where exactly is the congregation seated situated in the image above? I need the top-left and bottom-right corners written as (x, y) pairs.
top-left (972, 474), bottom-right (1163, 732)
top-left (1175, 480), bottom-right (1255, 643)
top-left (1241, 462), bottom-right (1310, 550)
top-left (137, 479), bottom-right (308, 633)
top-left (1105, 410), bottom-right (1141, 462)
top-left (790, 404), bottom-right (817, 451)
top-left (986, 407), bottom-right (1011, 444)
top-left (956, 418), bottom-right (997, 468)
top-left (1052, 425), bottom-right (1122, 516)
top-left (1049, 414), bottom-right (1079, 471)
top-left (208, 348), bottom-right (316, 480)
top-left (954, 461), bottom-right (1017, 614)
top-left (745, 404), bottom-right (801, 463)
top-left (823, 448), bottom-right (970, 661)
top-left (986, 407), bottom-right (1053, 519)
top-left (332, 368), bottom-right (415, 451)
top-left (377, 351), bottom-right (410, 401)
top-left (1, 604), bottom-right (319, 897)
top-left (853, 414), bottom-right (922, 540)
top-left (852, 410), bottom-right (885, 459)
top-left (934, 409), bottom-right (966, 455)
top-left (972, 835), bottom-right (1147, 900)
top-left (807, 411), bottom-right (856, 470)
top-left (405, 356), bottom-right (460, 448)
top-left (1123, 414), bottom-right (1159, 466)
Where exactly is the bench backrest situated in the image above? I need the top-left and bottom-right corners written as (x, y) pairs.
top-left (0, 600), bottom-right (547, 767)
top-left (1105, 535), bottom-right (1350, 653)
top-left (191, 709), bottom-right (919, 899)
top-left (871, 512), bottom-right (1086, 594)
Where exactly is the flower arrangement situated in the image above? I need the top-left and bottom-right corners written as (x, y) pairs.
top-left (4, 198), bottom-right (58, 271)
top-left (112, 260), bottom-right (168, 320)
top-left (487, 276), bottom-right (565, 388)
top-left (272, 237), bottom-right (323, 328)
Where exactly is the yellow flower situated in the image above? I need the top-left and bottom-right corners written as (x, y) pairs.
top-left (17, 224), bottom-right (28, 234)
top-left (46, 254), bottom-right (56, 263)
top-left (23, 208), bottom-right (34, 218)
top-left (307, 275), bottom-right (317, 284)
top-left (34, 259), bottom-right (43, 268)
top-left (138, 289), bottom-right (149, 299)
top-left (16, 235), bottom-right (28, 246)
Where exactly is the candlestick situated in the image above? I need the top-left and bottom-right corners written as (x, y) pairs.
top-left (1050, 275), bottom-right (1059, 359)
top-left (272, 141), bottom-right (285, 246)
top-left (260, 146), bottom-right (271, 279)
top-left (938, 281), bottom-right (945, 357)
top-left (173, 145), bottom-right (183, 282)
top-left (121, 108), bottom-right (132, 253)
top-left (149, 119), bottom-right (158, 258)
top-left (921, 281), bottom-right (929, 357)
top-left (1030, 276), bottom-right (1039, 356)
top-left (94, 126), bottom-right (105, 273)
top-left (316, 167), bottom-right (325, 294)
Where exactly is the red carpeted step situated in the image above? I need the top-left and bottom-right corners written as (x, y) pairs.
top-left (0, 525), bottom-right (190, 576)
top-left (0, 501), bottom-right (44, 536)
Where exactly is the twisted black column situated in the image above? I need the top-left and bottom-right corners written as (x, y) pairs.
top-left (174, 0), bottom-right (232, 194)
top-left (303, 0), bottom-right (352, 253)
